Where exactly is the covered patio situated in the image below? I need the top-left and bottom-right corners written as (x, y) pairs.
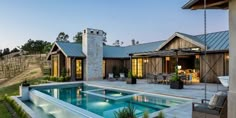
top-left (130, 47), bottom-right (202, 84)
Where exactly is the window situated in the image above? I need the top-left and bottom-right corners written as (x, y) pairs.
top-left (76, 60), bottom-right (82, 79)
top-left (52, 55), bottom-right (58, 77)
top-left (132, 58), bottom-right (143, 78)
top-left (103, 60), bottom-right (106, 78)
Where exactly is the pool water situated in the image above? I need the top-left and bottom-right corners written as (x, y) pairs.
top-left (36, 83), bottom-right (187, 118)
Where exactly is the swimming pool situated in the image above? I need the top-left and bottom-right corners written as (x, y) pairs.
top-left (30, 83), bottom-right (188, 118)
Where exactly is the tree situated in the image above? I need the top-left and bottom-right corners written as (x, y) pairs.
top-left (43, 43), bottom-right (52, 53)
top-left (56, 32), bottom-right (69, 42)
top-left (73, 32), bottom-right (83, 43)
top-left (3, 48), bottom-right (10, 55)
top-left (21, 39), bottom-right (51, 54)
top-left (0, 49), bottom-right (3, 59)
top-left (11, 48), bottom-right (20, 53)
top-left (113, 40), bottom-right (124, 46)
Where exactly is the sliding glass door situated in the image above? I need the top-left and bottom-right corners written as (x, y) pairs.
top-left (76, 59), bottom-right (83, 80)
top-left (132, 58), bottom-right (143, 78)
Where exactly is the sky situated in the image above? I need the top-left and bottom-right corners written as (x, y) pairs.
top-left (0, 0), bottom-right (228, 49)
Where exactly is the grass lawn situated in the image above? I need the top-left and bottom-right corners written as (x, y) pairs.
top-left (0, 77), bottom-right (46, 118)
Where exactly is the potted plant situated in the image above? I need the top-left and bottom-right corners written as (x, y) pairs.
top-left (21, 79), bottom-right (30, 86)
top-left (127, 71), bottom-right (136, 84)
top-left (170, 67), bottom-right (183, 89)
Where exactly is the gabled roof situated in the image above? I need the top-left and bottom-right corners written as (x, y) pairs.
top-left (54, 41), bottom-right (85, 57)
top-left (156, 32), bottom-right (206, 51)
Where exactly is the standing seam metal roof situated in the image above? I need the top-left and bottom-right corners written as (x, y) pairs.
top-left (53, 30), bottom-right (229, 58)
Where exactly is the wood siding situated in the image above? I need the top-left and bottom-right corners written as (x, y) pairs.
top-left (161, 37), bottom-right (199, 50)
top-left (104, 59), bottom-right (126, 77)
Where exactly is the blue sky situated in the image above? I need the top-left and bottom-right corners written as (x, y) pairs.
top-left (0, 0), bottom-right (228, 49)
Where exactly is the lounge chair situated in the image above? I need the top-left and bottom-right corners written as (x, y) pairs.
top-left (108, 73), bottom-right (115, 81)
top-left (119, 73), bottom-right (126, 81)
top-left (192, 91), bottom-right (227, 118)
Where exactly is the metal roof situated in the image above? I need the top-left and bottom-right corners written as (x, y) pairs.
top-left (56, 41), bottom-right (85, 57)
top-left (53, 31), bottom-right (229, 58)
top-left (103, 41), bottom-right (165, 58)
top-left (195, 31), bottom-right (229, 51)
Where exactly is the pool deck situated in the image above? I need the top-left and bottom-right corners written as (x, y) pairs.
top-left (86, 79), bottom-right (228, 118)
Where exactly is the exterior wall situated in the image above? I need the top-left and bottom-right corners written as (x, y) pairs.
top-left (161, 37), bottom-right (199, 50)
top-left (200, 53), bottom-right (226, 83)
top-left (82, 28), bottom-right (104, 80)
top-left (229, 1), bottom-right (236, 118)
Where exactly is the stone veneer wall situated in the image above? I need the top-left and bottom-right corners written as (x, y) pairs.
top-left (82, 28), bottom-right (104, 80)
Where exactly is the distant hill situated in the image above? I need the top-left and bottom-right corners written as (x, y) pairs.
top-left (0, 54), bottom-right (49, 88)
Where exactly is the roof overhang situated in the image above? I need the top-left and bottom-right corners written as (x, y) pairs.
top-left (131, 48), bottom-right (202, 58)
top-left (182, 0), bottom-right (229, 10)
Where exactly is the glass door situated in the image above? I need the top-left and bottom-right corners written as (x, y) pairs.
top-left (76, 59), bottom-right (83, 80)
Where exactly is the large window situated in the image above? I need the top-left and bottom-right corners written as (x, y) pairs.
top-left (103, 60), bottom-right (106, 78)
top-left (76, 60), bottom-right (82, 80)
top-left (52, 55), bottom-right (58, 77)
top-left (132, 58), bottom-right (143, 78)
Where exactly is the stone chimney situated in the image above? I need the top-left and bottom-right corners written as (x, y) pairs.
top-left (82, 28), bottom-right (105, 80)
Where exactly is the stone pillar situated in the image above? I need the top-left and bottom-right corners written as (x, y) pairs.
top-left (82, 28), bottom-right (105, 81)
top-left (228, 1), bottom-right (236, 118)
top-left (19, 85), bottom-right (29, 101)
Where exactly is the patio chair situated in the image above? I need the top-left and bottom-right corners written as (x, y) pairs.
top-left (163, 74), bottom-right (172, 84)
top-left (192, 91), bottom-right (227, 118)
top-left (156, 74), bottom-right (164, 84)
top-left (146, 73), bottom-right (154, 83)
top-left (108, 73), bottom-right (115, 81)
top-left (119, 73), bottom-right (126, 81)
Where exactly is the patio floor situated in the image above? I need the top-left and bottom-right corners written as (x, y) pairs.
top-left (87, 79), bottom-right (228, 118)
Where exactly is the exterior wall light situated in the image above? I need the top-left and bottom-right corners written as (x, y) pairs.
top-left (166, 57), bottom-right (170, 61)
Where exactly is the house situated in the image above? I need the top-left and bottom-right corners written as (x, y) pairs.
top-left (47, 28), bottom-right (229, 83)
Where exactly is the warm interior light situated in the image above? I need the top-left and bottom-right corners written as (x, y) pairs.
top-left (191, 48), bottom-right (200, 51)
top-left (166, 57), bottom-right (170, 61)
top-left (144, 59), bottom-right (149, 63)
top-left (226, 55), bottom-right (229, 59)
top-left (195, 55), bottom-right (200, 59)
top-left (177, 65), bottom-right (182, 70)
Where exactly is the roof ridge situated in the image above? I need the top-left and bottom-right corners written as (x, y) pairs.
top-left (123, 40), bottom-right (166, 47)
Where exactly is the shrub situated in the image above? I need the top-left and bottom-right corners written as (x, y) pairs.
top-left (58, 76), bottom-right (64, 82)
top-left (61, 68), bottom-right (67, 78)
top-left (112, 66), bottom-right (119, 77)
top-left (114, 104), bottom-right (136, 118)
top-left (64, 76), bottom-right (71, 82)
top-left (4, 95), bottom-right (28, 118)
top-left (143, 111), bottom-right (149, 118)
top-left (128, 71), bottom-right (132, 78)
top-left (157, 111), bottom-right (165, 118)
